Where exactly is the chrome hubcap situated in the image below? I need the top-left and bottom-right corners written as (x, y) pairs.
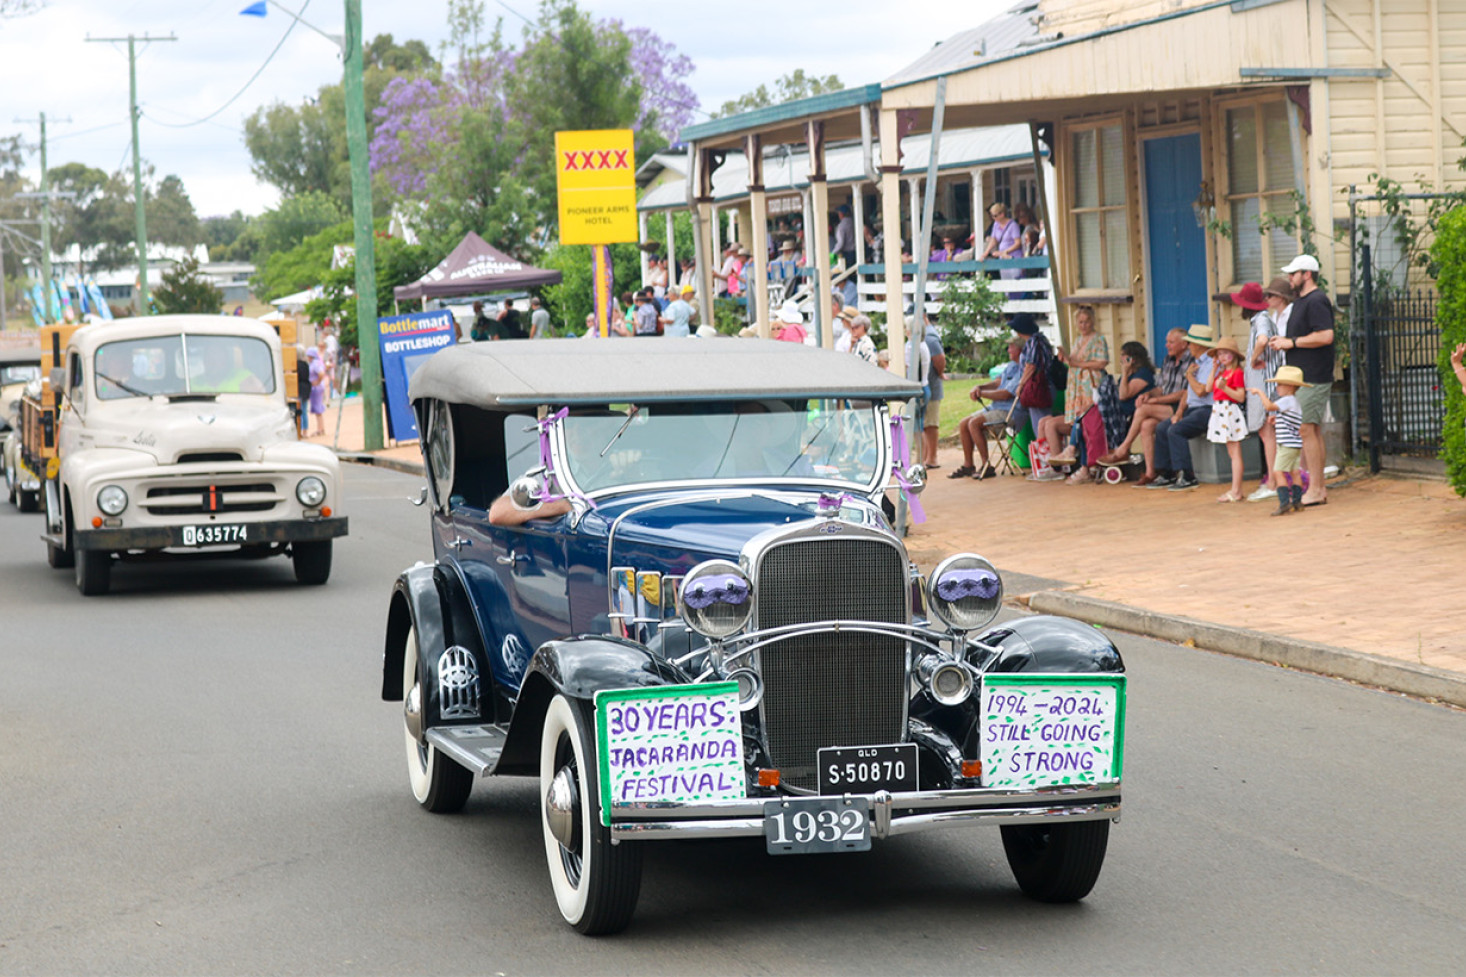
top-left (403, 682), bottom-right (423, 742)
top-left (545, 765), bottom-right (580, 850)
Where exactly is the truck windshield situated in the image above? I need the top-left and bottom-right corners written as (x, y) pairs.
top-left (95, 335), bottom-right (276, 400)
top-left (558, 399), bottom-right (884, 493)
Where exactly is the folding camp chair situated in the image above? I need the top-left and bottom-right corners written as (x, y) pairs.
top-left (987, 399), bottom-right (1023, 477)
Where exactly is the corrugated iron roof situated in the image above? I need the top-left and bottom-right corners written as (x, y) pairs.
top-left (882, 3), bottom-right (1047, 88)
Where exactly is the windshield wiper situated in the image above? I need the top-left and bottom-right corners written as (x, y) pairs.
top-left (599, 405), bottom-right (641, 457)
top-left (95, 372), bottom-right (153, 399)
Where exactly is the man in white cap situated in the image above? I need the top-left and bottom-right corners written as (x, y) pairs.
top-left (1268, 253), bottom-right (1334, 506)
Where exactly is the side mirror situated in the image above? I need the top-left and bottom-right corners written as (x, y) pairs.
top-left (904, 464), bottom-right (927, 495)
top-left (508, 475), bottom-right (544, 511)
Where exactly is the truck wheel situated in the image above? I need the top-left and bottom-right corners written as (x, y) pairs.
top-left (292, 540), bottom-right (332, 585)
top-left (75, 548), bottom-right (111, 596)
top-left (1001, 819), bottom-right (1110, 903)
top-left (47, 496), bottom-right (74, 569)
top-left (540, 693), bottom-right (642, 935)
top-left (402, 627), bottom-right (474, 813)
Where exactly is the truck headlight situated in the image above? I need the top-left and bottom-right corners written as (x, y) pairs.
top-left (97, 484), bottom-right (128, 516)
top-left (295, 476), bottom-right (326, 507)
top-left (926, 554), bottom-right (1003, 633)
top-left (677, 560), bottom-right (753, 639)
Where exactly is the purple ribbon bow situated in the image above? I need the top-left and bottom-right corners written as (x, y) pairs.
top-left (535, 407), bottom-right (597, 509)
top-left (888, 415), bottom-right (926, 523)
top-left (682, 574), bottom-right (751, 609)
top-left (935, 569), bottom-right (1000, 602)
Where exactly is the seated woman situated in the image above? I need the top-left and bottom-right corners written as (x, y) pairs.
top-left (1096, 342), bottom-right (1173, 471)
top-left (1036, 306), bottom-right (1109, 483)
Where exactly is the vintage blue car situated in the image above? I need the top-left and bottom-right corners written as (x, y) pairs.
top-left (382, 338), bottom-right (1126, 934)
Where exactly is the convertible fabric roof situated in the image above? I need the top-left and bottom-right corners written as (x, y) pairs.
top-left (408, 338), bottom-right (924, 406)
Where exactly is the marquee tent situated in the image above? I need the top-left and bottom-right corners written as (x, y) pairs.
top-left (393, 231), bottom-right (562, 302)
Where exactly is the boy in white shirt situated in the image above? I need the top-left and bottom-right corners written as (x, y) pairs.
top-left (1248, 364), bottom-right (1309, 516)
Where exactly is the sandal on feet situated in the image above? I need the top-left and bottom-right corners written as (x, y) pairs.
top-left (1047, 449), bottom-right (1078, 466)
top-left (1217, 491), bottom-right (1242, 503)
top-left (972, 463), bottom-right (996, 480)
top-left (1066, 468), bottom-right (1092, 484)
top-left (947, 465), bottom-right (976, 479)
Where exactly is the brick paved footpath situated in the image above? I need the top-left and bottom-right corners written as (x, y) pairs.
top-left (311, 396), bottom-right (1466, 680)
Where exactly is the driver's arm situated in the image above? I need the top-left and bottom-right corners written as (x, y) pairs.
top-left (488, 493), bottom-right (572, 527)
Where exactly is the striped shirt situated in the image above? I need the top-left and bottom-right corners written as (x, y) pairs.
top-left (1158, 350), bottom-right (1195, 396)
top-left (1274, 393), bottom-right (1303, 448)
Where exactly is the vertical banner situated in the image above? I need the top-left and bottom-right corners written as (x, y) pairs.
top-left (377, 308), bottom-right (457, 440)
top-left (592, 245), bottom-right (614, 337)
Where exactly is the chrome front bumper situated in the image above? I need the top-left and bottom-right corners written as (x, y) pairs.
top-left (608, 783), bottom-right (1121, 842)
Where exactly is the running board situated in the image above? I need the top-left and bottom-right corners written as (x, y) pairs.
top-left (425, 725), bottom-right (507, 777)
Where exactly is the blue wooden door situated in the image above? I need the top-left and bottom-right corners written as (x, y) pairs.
top-left (1144, 133), bottom-right (1209, 354)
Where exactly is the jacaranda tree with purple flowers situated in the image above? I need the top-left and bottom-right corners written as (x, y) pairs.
top-left (368, 0), bottom-right (699, 261)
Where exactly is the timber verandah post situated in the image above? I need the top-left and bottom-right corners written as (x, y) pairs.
top-left (808, 119), bottom-right (834, 349)
top-left (746, 133), bottom-right (771, 339)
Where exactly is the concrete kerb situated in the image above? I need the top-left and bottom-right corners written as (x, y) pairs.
top-left (1028, 590), bottom-right (1466, 710)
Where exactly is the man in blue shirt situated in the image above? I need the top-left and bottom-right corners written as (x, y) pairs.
top-left (950, 336), bottom-right (1023, 479)
top-left (1147, 324), bottom-right (1216, 490)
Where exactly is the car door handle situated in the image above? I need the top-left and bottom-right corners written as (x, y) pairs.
top-left (496, 550), bottom-right (528, 565)
top-left (449, 537), bottom-right (472, 550)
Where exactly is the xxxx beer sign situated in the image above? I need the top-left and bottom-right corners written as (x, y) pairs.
top-left (554, 129), bottom-right (638, 245)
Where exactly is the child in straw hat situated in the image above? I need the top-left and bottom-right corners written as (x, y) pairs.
top-left (1249, 365), bottom-right (1310, 516)
top-left (1206, 336), bottom-right (1249, 502)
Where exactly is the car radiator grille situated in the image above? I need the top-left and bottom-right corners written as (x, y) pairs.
top-left (756, 537), bottom-right (908, 791)
top-left (143, 482), bottom-right (281, 516)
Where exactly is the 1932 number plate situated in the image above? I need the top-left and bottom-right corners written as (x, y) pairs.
top-left (181, 524), bottom-right (247, 547)
top-left (818, 743), bottom-right (918, 795)
top-left (764, 796), bottom-right (870, 855)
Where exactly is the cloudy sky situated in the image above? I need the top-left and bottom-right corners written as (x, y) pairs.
top-left (0, 0), bottom-right (1010, 218)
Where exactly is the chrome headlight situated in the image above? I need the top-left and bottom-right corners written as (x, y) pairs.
top-left (926, 554), bottom-right (1003, 633)
top-left (677, 559), bottom-right (753, 639)
top-left (295, 476), bottom-right (326, 507)
top-left (97, 484), bottom-right (128, 516)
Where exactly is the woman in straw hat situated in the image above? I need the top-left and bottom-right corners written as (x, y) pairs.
top-left (1248, 365), bottom-right (1311, 515)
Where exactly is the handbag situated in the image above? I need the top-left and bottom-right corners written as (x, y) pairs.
top-left (1094, 373), bottom-right (1128, 451)
top-left (1018, 367), bottom-right (1052, 409)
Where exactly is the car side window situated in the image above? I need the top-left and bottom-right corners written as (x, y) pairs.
top-left (425, 399), bottom-right (454, 511)
top-left (67, 352), bottom-right (84, 412)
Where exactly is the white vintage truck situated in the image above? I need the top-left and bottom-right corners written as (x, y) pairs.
top-left (29, 315), bottom-right (348, 595)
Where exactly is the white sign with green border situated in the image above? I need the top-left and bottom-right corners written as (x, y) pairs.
top-left (595, 682), bottom-right (744, 826)
top-left (980, 674), bottom-right (1126, 790)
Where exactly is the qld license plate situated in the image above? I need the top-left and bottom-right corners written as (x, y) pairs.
top-left (181, 523), bottom-right (247, 547)
top-left (765, 796), bottom-right (870, 855)
top-left (818, 743), bottom-right (919, 795)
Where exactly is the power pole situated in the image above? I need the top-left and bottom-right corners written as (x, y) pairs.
top-left (86, 33), bottom-right (176, 315)
top-left (13, 111), bottom-right (70, 322)
top-left (342, 0), bottom-right (382, 450)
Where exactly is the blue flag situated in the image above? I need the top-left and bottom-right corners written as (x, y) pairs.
top-left (239, 2), bottom-right (268, 16)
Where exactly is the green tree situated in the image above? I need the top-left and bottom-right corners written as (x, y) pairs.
top-left (540, 240), bottom-right (641, 334)
top-left (304, 231), bottom-right (435, 347)
top-left (256, 190), bottom-right (347, 258)
top-left (149, 174), bottom-right (200, 248)
top-left (499, 0), bottom-right (644, 230)
top-left (252, 218), bottom-right (356, 302)
top-left (714, 70), bottom-right (844, 118)
top-left (243, 33), bottom-right (436, 213)
top-left (153, 254), bottom-right (223, 315)
top-left (1431, 206), bottom-right (1466, 496)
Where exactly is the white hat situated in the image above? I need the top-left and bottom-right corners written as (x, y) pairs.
top-left (775, 299), bottom-right (803, 324)
top-left (1281, 253), bottom-right (1320, 274)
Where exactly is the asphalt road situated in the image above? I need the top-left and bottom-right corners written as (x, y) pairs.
top-left (2, 464), bottom-right (1464, 976)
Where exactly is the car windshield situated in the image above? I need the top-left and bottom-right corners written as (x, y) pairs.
top-left (1, 364), bottom-right (40, 386)
top-left (557, 399), bottom-right (885, 493)
top-left (95, 334), bottom-right (276, 400)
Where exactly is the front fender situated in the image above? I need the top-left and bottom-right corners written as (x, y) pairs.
top-left (382, 562), bottom-right (500, 726)
top-left (978, 615), bottom-right (1126, 674)
top-left (495, 636), bottom-right (693, 776)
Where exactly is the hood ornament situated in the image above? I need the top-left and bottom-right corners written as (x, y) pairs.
top-left (197, 414), bottom-right (216, 425)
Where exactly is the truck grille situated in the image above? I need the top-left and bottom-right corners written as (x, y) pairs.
top-left (756, 536), bottom-right (908, 790)
top-left (143, 482), bottom-right (281, 516)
